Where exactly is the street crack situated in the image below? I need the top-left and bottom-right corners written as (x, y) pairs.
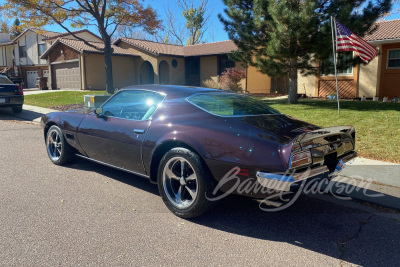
top-left (338, 214), bottom-right (374, 266)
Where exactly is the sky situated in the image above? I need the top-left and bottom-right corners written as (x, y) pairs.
top-left (1, 0), bottom-right (399, 43)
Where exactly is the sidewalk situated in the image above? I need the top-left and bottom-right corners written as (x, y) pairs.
top-left (1, 103), bottom-right (400, 211)
top-left (0, 104), bottom-right (58, 123)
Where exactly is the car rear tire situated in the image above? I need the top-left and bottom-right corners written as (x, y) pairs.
top-left (157, 147), bottom-right (216, 218)
top-left (12, 105), bottom-right (22, 113)
top-left (46, 125), bottom-right (73, 165)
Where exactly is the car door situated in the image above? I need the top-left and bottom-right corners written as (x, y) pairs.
top-left (77, 90), bottom-right (165, 175)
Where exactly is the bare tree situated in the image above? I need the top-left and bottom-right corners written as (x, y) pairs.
top-left (164, 0), bottom-right (212, 45)
top-left (112, 0), bottom-right (213, 46)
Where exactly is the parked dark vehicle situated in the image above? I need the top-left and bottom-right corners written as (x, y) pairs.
top-left (41, 85), bottom-right (357, 218)
top-left (0, 74), bottom-right (24, 113)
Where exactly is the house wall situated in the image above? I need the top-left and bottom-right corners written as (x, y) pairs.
top-left (315, 65), bottom-right (359, 98)
top-left (379, 42), bottom-right (400, 99)
top-left (117, 42), bottom-right (159, 84)
top-left (49, 43), bottom-right (79, 62)
top-left (0, 46), bottom-right (13, 67)
top-left (15, 30), bottom-right (44, 66)
top-left (157, 56), bottom-right (185, 85)
top-left (38, 35), bottom-right (47, 65)
top-left (358, 55), bottom-right (379, 97)
top-left (84, 53), bottom-right (136, 90)
top-left (69, 32), bottom-right (102, 42)
top-left (246, 65), bottom-right (271, 94)
top-left (200, 56), bottom-right (218, 86)
top-left (297, 72), bottom-right (316, 97)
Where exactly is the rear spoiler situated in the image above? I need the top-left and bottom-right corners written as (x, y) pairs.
top-left (291, 126), bottom-right (355, 153)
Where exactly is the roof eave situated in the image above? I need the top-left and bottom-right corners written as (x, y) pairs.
top-left (81, 50), bottom-right (138, 57)
top-left (368, 38), bottom-right (400, 45)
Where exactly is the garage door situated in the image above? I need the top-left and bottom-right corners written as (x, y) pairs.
top-left (26, 71), bottom-right (39, 88)
top-left (52, 62), bottom-right (80, 90)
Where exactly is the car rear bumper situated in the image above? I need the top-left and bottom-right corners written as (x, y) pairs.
top-left (256, 151), bottom-right (358, 191)
top-left (0, 95), bottom-right (24, 107)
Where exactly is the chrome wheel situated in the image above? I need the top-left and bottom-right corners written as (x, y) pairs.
top-left (162, 157), bottom-right (198, 209)
top-left (47, 129), bottom-right (62, 161)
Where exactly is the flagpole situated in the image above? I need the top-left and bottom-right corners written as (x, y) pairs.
top-left (331, 16), bottom-right (341, 116)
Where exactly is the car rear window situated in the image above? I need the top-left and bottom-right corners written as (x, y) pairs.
top-left (0, 76), bottom-right (13, 84)
top-left (188, 93), bottom-right (281, 116)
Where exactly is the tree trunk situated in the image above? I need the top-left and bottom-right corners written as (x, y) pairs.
top-left (288, 58), bottom-right (298, 104)
top-left (103, 36), bottom-right (114, 94)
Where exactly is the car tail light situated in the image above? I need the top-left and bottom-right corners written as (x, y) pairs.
top-left (17, 85), bottom-right (23, 95)
top-left (290, 150), bottom-right (312, 169)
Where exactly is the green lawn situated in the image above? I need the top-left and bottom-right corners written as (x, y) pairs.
top-left (264, 99), bottom-right (400, 163)
top-left (24, 91), bottom-right (107, 108)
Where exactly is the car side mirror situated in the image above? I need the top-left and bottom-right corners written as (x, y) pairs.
top-left (94, 107), bottom-right (103, 117)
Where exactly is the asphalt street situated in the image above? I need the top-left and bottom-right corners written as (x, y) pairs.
top-left (0, 116), bottom-right (399, 266)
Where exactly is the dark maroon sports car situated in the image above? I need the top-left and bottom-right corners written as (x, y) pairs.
top-left (41, 85), bottom-right (357, 218)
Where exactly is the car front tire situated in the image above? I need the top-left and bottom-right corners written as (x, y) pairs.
top-left (46, 125), bottom-right (73, 165)
top-left (12, 105), bottom-right (22, 113)
top-left (157, 147), bottom-right (216, 218)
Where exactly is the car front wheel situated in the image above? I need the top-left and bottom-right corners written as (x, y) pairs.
top-left (157, 147), bottom-right (216, 218)
top-left (46, 125), bottom-right (73, 165)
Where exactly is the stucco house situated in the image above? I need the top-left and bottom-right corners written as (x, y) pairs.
top-left (0, 29), bottom-right (102, 88)
top-left (298, 19), bottom-right (400, 100)
top-left (40, 38), bottom-right (139, 90)
top-left (40, 36), bottom-right (272, 92)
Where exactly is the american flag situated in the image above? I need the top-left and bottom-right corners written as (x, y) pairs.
top-left (335, 18), bottom-right (378, 63)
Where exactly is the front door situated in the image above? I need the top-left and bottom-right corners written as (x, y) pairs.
top-left (185, 57), bottom-right (200, 86)
top-left (77, 90), bottom-right (165, 175)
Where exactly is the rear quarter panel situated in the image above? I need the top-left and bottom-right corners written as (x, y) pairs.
top-left (142, 100), bottom-right (288, 183)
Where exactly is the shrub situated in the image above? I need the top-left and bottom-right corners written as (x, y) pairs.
top-left (203, 78), bottom-right (220, 89)
top-left (219, 68), bottom-right (246, 92)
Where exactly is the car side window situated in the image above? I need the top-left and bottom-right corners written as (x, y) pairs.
top-left (101, 90), bottom-right (165, 120)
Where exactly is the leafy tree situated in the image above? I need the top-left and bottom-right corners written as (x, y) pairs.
top-left (11, 18), bottom-right (22, 39)
top-left (0, 20), bottom-right (9, 34)
top-left (220, 0), bottom-right (392, 103)
top-left (2, 0), bottom-right (161, 94)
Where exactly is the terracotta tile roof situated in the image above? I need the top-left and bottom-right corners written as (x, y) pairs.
top-left (35, 29), bottom-right (63, 38)
top-left (364, 19), bottom-right (400, 41)
top-left (183, 40), bottom-right (237, 56)
top-left (116, 38), bottom-right (185, 56)
top-left (40, 38), bottom-right (138, 59)
top-left (44, 29), bottom-right (102, 41)
top-left (114, 37), bottom-right (238, 56)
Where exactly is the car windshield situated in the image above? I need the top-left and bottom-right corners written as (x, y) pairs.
top-left (0, 76), bottom-right (13, 84)
top-left (188, 93), bottom-right (281, 117)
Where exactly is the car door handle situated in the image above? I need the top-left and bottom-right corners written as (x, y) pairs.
top-left (134, 129), bottom-right (145, 134)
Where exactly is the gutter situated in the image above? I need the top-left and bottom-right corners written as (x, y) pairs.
top-left (368, 38), bottom-right (400, 45)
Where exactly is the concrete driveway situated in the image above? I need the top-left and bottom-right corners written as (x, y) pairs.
top-left (1, 115), bottom-right (400, 266)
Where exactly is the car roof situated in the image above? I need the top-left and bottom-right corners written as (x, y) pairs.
top-left (121, 84), bottom-right (225, 99)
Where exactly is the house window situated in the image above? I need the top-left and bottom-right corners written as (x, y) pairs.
top-left (39, 44), bottom-right (46, 56)
top-left (388, 49), bottom-right (400, 68)
top-left (218, 55), bottom-right (235, 75)
top-left (19, 46), bottom-right (27, 58)
top-left (320, 52), bottom-right (353, 75)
